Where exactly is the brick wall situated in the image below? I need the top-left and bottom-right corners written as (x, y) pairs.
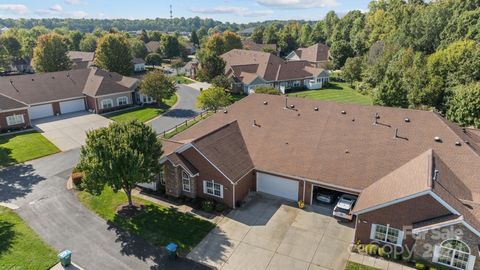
top-left (0, 109), bottom-right (30, 132)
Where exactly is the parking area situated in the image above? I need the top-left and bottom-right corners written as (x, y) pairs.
top-left (187, 193), bottom-right (355, 270)
top-left (32, 112), bottom-right (112, 151)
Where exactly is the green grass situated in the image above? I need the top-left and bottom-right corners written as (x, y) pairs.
top-left (107, 94), bottom-right (178, 123)
top-left (345, 261), bottom-right (380, 270)
top-left (77, 187), bottom-right (215, 253)
top-left (172, 75), bottom-right (194, 84)
top-left (0, 207), bottom-right (58, 269)
top-left (287, 82), bottom-right (372, 105)
top-left (0, 131), bottom-right (60, 168)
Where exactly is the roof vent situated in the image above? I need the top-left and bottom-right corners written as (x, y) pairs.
top-left (404, 118), bottom-right (410, 123)
top-left (455, 141), bottom-right (461, 146)
top-left (223, 109), bottom-right (228, 114)
top-left (263, 101), bottom-right (268, 105)
top-left (252, 120), bottom-right (260, 127)
top-left (345, 149), bottom-right (350, 154)
top-left (352, 118), bottom-right (355, 122)
top-left (314, 107), bottom-right (319, 111)
top-left (341, 110), bottom-right (346, 115)
top-left (67, 72), bottom-right (70, 78)
top-left (434, 136), bottom-right (442, 142)
top-left (465, 140), bottom-right (470, 145)
top-left (375, 112), bottom-right (380, 119)
top-left (51, 76), bottom-right (55, 79)
top-left (462, 128), bottom-right (466, 133)
top-left (290, 104), bottom-right (295, 109)
top-left (9, 79), bottom-right (13, 85)
top-left (394, 128), bottom-right (399, 138)
top-left (31, 78), bottom-right (34, 81)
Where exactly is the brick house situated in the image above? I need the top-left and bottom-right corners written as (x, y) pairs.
top-left (0, 67), bottom-right (139, 132)
top-left (151, 94), bottom-right (480, 269)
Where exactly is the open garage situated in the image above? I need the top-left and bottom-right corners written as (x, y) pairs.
top-left (256, 172), bottom-right (299, 201)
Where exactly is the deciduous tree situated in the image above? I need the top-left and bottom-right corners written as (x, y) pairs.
top-left (79, 34), bottom-right (97, 52)
top-left (94, 33), bottom-right (132, 75)
top-left (196, 86), bottom-right (232, 111)
top-left (79, 121), bottom-right (162, 207)
top-left (145, 53), bottom-right (162, 67)
top-left (32, 33), bottom-right (71, 72)
top-left (139, 71), bottom-right (176, 104)
top-left (342, 57), bottom-right (363, 86)
top-left (446, 82), bottom-right (480, 128)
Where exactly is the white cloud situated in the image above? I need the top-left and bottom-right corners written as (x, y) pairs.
top-left (50, 4), bottom-right (63, 12)
top-left (190, 6), bottom-right (273, 17)
top-left (65, 0), bottom-right (82, 5)
top-left (0, 4), bottom-right (29, 15)
top-left (256, 0), bottom-right (338, 9)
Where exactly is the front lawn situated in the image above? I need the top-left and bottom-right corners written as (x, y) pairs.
top-left (172, 75), bottom-right (194, 84)
top-left (345, 261), bottom-right (380, 270)
top-left (107, 94), bottom-right (178, 123)
top-left (0, 206), bottom-right (58, 270)
top-left (0, 131), bottom-right (60, 167)
top-left (287, 82), bottom-right (372, 105)
top-left (77, 187), bottom-right (215, 253)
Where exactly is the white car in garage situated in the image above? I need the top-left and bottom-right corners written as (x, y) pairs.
top-left (332, 194), bottom-right (357, 221)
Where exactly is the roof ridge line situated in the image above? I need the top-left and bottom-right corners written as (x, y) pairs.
top-left (0, 92), bottom-right (28, 106)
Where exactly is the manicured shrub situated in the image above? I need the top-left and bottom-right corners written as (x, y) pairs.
top-left (415, 263), bottom-right (425, 270)
top-left (365, 244), bottom-right (378, 255)
top-left (215, 203), bottom-right (228, 213)
top-left (201, 200), bottom-right (214, 212)
top-left (378, 247), bottom-right (386, 257)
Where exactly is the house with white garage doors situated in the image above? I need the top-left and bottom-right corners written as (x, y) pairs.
top-left (152, 94), bottom-right (480, 270)
top-left (0, 67), bottom-right (139, 133)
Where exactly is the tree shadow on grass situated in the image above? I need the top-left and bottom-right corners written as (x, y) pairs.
top-left (106, 204), bottom-right (215, 270)
top-left (0, 145), bottom-right (16, 168)
top-left (0, 220), bottom-right (15, 257)
top-left (0, 163), bottom-right (45, 202)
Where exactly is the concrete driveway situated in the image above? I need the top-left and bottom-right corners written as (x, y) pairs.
top-left (188, 82), bottom-right (212, 91)
top-left (33, 112), bottom-right (112, 151)
top-left (188, 194), bottom-right (355, 270)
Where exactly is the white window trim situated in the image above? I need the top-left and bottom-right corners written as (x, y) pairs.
top-left (116, 96), bottom-right (128, 106)
top-left (370, 224), bottom-right (404, 247)
top-left (101, 99), bottom-right (113, 109)
top-left (203, 180), bottom-right (223, 198)
top-left (6, 114), bottom-right (25, 126)
top-left (182, 171), bottom-right (191, 192)
top-left (159, 170), bottom-right (165, 185)
top-left (433, 240), bottom-right (475, 270)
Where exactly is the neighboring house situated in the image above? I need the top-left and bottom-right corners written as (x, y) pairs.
top-left (183, 41), bottom-right (197, 55)
top-left (242, 39), bottom-right (278, 54)
top-left (286, 43), bottom-right (330, 68)
top-left (132, 58), bottom-right (146, 72)
top-left (221, 49), bottom-right (329, 94)
top-left (145, 41), bottom-right (160, 54)
top-left (68, 51), bottom-right (95, 70)
top-left (9, 58), bottom-right (34, 74)
top-left (182, 59), bottom-right (199, 79)
top-left (148, 94), bottom-right (480, 270)
top-left (0, 67), bottom-right (139, 132)
top-left (238, 27), bottom-right (255, 36)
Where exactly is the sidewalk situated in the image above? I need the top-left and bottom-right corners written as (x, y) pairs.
top-left (50, 262), bottom-right (84, 270)
top-left (132, 189), bottom-right (224, 224)
top-left (349, 252), bottom-right (415, 270)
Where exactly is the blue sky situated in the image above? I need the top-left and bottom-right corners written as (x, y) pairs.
top-left (0, 0), bottom-right (370, 23)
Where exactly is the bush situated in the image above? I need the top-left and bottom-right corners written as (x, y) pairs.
top-left (253, 86), bottom-right (281, 95)
top-left (215, 203), bottom-right (228, 212)
top-left (365, 244), bottom-right (379, 256)
top-left (71, 172), bottom-right (84, 187)
top-left (415, 263), bottom-right (425, 270)
top-left (378, 247), bottom-right (386, 257)
top-left (201, 200), bottom-right (214, 212)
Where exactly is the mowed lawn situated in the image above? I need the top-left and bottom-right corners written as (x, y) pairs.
top-left (0, 131), bottom-right (60, 167)
top-left (288, 82), bottom-right (372, 105)
top-left (77, 187), bottom-right (215, 254)
top-left (345, 261), bottom-right (380, 270)
top-left (107, 94), bottom-right (178, 123)
top-left (172, 75), bottom-right (194, 84)
top-left (0, 207), bottom-right (58, 270)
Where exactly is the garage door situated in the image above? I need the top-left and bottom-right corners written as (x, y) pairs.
top-left (28, 104), bottom-right (54, 120)
top-left (256, 172), bottom-right (299, 201)
top-left (60, 98), bottom-right (86, 114)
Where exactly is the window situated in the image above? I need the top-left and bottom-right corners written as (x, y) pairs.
top-left (370, 224), bottom-right (404, 246)
top-left (434, 240), bottom-right (472, 270)
top-left (117, 96), bottom-right (128, 106)
top-left (292, 80), bottom-right (301, 87)
top-left (159, 169), bottom-right (165, 185)
top-left (6, 114), bottom-right (24, 126)
top-left (101, 99), bottom-right (113, 109)
top-left (203, 180), bottom-right (223, 198)
top-left (182, 171), bottom-right (191, 192)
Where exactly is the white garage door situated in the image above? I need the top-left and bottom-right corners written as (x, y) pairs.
top-left (60, 98), bottom-right (86, 114)
top-left (28, 104), bottom-right (54, 120)
top-left (256, 172), bottom-right (299, 201)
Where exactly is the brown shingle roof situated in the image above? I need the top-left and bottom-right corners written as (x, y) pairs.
top-left (169, 94), bottom-right (480, 200)
top-left (221, 49), bottom-right (323, 84)
top-left (293, 43), bottom-right (330, 62)
top-left (0, 68), bottom-right (138, 107)
top-left (145, 41), bottom-right (160, 53)
top-left (132, 58), bottom-right (145, 65)
top-left (68, 51), bottom-right (95, 70)
top-left (242, 39), bottom-right (277, 52)
top-left (0, 93), bottom-right (27, 111)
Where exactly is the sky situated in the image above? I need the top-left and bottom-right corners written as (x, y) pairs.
top-left (0, 0), bottom-right (371, 23)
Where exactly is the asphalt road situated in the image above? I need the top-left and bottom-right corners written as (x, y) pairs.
top-left (149, 85), bottom-right (202, 135)
top-left (0, 147), bottom-right (209, 269)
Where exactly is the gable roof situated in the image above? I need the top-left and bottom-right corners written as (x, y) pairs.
top-left (0, 68), bottom-right (138, 108)
top-left (290, 43), bottom-right (330, 63)
top-left (221, 49), bottom-right (323, 84)
top-left (242, 39), bottom-right (277, 52)
top-left (132, 58), bottom-right (145, 65)
top-left (0, 93), bottom-right (27, 111)
top-left (145, 41), bottom-right (160, 53)
top-left (68, 51), bottom-right (95, 69)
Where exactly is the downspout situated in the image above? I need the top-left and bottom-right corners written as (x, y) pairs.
top-left (232, 183), bottom-right (236, 209)
top-left (303, 179), bottom-right (306, 202)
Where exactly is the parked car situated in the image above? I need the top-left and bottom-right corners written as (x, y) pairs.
top-left (316, 192), bottom-right (335, 204)
top-left (332, 194), bottom-right (357, 221)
